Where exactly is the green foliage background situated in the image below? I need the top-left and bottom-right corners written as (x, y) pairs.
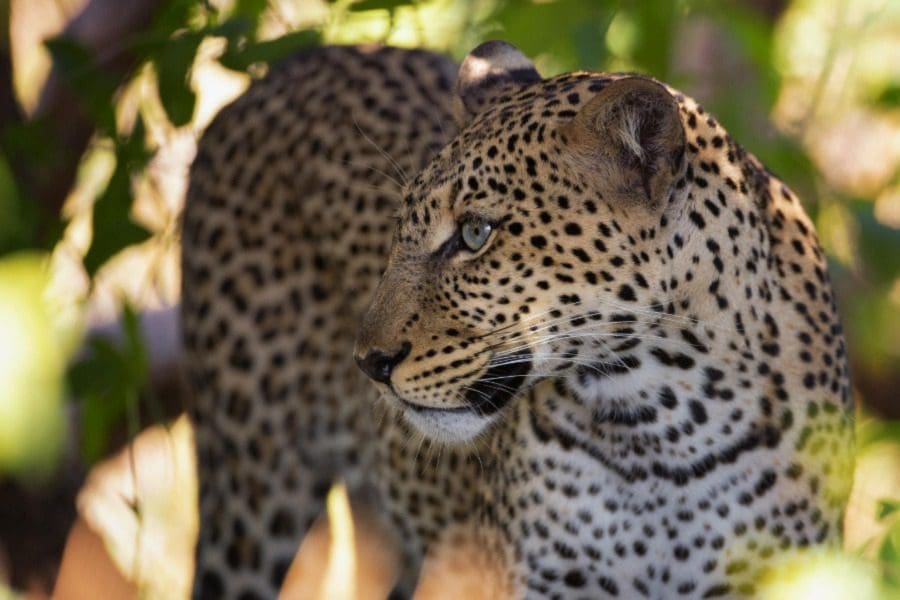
top-left (0, 0), bottom-right (898, 596)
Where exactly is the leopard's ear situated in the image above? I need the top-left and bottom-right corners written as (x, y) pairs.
top-left (562, 77), bottom-right (686, 207)
top-left (454, 41), bottom-right (541, 125)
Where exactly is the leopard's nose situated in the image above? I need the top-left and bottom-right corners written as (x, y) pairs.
top-left (355, 342), bottom-right (411, 384)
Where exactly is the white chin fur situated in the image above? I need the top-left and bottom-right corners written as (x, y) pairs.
top-left (402, 407), bottom-right (495, 443)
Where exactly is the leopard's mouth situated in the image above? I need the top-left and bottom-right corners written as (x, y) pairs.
top-left (396, 348), bottom-right (532, 415)
top-left (392, 348), bottom-right (532, 441)
top-left (399, 398), bottom-right (472, 414)
top-left (463, 348), bottom-right (532, 415)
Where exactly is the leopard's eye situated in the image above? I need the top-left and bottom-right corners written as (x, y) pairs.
top-left (461, 220), bottom-right (493, 252)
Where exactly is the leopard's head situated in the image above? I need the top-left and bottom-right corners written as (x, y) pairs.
top-left (355, 41), bottom-right (689, 442)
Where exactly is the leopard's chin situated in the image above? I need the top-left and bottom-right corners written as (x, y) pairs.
top-left (399, 400), bottom-right (498, 443)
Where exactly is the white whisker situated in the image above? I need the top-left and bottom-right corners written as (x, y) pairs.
top-left (353, 115), bottom-right (409, 186)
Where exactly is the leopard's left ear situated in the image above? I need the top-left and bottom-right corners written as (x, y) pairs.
top-left (562, 77), bottom-right (686, 207)
top-left (454, 40), bottom-right (541, 125)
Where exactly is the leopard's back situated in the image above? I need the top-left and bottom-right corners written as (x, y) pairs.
top-left (181, 45), bottom-right (456, 597)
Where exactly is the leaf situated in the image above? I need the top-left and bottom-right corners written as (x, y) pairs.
top-left (711, 4), bottom-right (780, 109)
top-left (851, 199), bottom-right (900, 283)
top-left (44, 36), bottom-right (118, 135)
top-left (148, 0), bottom-right (199, 40)
top-left (69, 302), bottom-right (149, 463)
top-left (2, 117), bottom-right (58, 168)
top-left (82, 117), bottom-right (153, 277)
top-left (856, 419), bottom-right (900, 452)
top-left (489, 0), bottom-right (614, 74)
top-left (0, 120), bottom-right (66, 250)
top-left (627, 2), bottom-right (679, 79)
top-left (0, 150), bottom-right (32, 253)
top-left (878, 500), bottom-right (900, 521)
top-left (0, 253), bottom-right (66, 480)
top-left (219, 29), bottom-right (321, 72)
top-left (154, 31), bottom-right (203, 126)
top-left (231, 0), bottom-right (268, 23)
top-left (874, 84), bottom-right (900, 108)
top-left (573, 20), bottom-right (609, 70)
top-left (879, 523), bottom-right (900, 588)
top-left (348, 0), bottom-right (416, 12)
top-left (70, 337), bottom-right (129, 462)
top-left (121, 303), bottom-right (149, 385)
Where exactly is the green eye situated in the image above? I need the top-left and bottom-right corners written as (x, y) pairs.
top-left (461, 220), bottom-right (493, 252)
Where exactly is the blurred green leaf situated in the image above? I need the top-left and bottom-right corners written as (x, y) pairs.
top-left (627, 2), bottom-right (678, 79)
top-left (44, 36), bottom-right (117, 135)
top-left (70, 303), bottom-right (148, 463)
top-left (0, 151), bottom-right (32, 253)
top-left (2, 117), bottom-right (59, 170)
top-left (850, 199), bottom-right (900, 283)
top-left (154, 31), bottom-right (203, 126)
top-left (755, 136), bottom-right (818, 203)
top-left (710, 4), bottom-right (779, 109)
top-left (880, 523), bottom-right (900, 588)
top-left (490, 0), bottom-right (614, 73)
top-left (223, 0), bottom-right (268, 38)
top-left (758, 548), bottom-right (883, 599)
top-left (149, 0), bottom-right (201, 39)
top-left (82, 117), bottom-right (153, 277)
top-left (845, 288), bottom-right (900, 369)
top-left (0, 253), bottom-right (67, 481)
top-left (232, 0), bottom-right (268, 20)
top-left (0, 121), bottom-right (64, 251)
top-left (219, 29), bottom-right (321, 72)
top-left (873, 84), bottom-right (900, 107)
top-left (878, 499), bottom-right (900, 521)
top-left (74, 338), bottom-right (130, 462)
top-left (348, 0), bottom-right (415, 12)
top-left (857, 419), bottom-right (900, 451)
top-left (121, 302), bottom-right (149, 385)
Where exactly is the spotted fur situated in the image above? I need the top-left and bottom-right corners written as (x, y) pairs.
top-left (183, 42), bottom-right (852, 599)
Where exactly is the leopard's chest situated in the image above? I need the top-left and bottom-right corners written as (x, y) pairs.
top-left (378, 362), bottom-right (844, 599)
top-left (463, 379), bottom-right (840, 598)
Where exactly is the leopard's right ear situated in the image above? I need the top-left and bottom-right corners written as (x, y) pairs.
top-left (454, 41), bottom-right (541, 126)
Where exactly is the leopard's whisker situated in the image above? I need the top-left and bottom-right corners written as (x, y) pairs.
top-left (353, 115), bottom-right (409, 185)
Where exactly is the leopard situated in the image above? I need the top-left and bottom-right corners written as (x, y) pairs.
top-left (182, 40), bottom-right (853, 599)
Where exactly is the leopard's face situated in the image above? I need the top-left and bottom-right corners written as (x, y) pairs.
top-left (356, 43), bottom-right (688, 442)
top-left (355, 163), bottom-right (540, 441)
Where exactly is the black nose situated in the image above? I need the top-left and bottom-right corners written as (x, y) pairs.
top-left (355, 342), bottom-right (411, 384)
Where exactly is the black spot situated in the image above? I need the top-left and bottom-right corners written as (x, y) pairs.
top-left (689, 211), bottom-right (706, 229)
top-left (563, 569), bottom-right (587, 588)
top-left (268, 509), bottom-right (296, 537)
top-left (650, 347), bottom-right (696, 370)
top-left (702, 583), bottom-right (732, 598)
top-left (618, 285), bottom-right (637, 302)
top-left (803, 372), bottom-right (816, 389)
top-left (659, 386), bottom-right (678, 409)
top-left (598, 576), bottom-right (619, 595)
top-left (678, 581), bottom-right (697, 595)
top-left (688, 400), bottom-right (708, 424)
top-left (199, 570), bottom-right (225, 598)
top-left (754, 469), bottom-right (777, 496)
top-left (270, 560), bottom-right (291, 589)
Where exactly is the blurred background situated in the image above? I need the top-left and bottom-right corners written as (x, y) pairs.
top-left (0, 0), bottom-right (898, 597)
